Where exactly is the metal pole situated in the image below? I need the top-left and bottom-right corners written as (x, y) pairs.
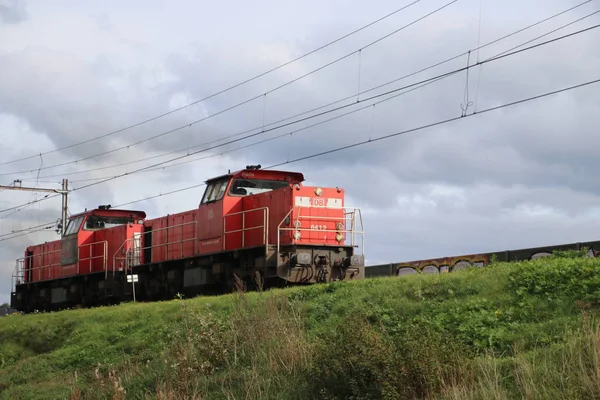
top-left (0, 179), bottom-right (70, 234)
top-left (61, 179), bottom-right (68, 235)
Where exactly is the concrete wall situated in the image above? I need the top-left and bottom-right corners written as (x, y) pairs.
top-left (365, 240), bottom-right (600, 278)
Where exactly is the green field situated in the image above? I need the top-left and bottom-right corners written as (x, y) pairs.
top-left (1, 250), bottom-right (600, 399)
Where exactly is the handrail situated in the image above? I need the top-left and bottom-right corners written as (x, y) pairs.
top-left (12, 248), bottom-right (62, 291)
top-left (77, 240), bottom-right (108, 274)
top-left (11, 241), bottom-right (109, 292)
top-left (112, 220), bottom-right (198, 276)
top-left (222, 207), bottom-right (269, 256)
top-left (277, 205), bottom-right (365, 257)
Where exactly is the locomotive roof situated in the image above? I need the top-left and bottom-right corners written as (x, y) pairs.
top-left (68, 207), bottom-right (147, 220)
top-left (205, 167), bottom-right (305, 184)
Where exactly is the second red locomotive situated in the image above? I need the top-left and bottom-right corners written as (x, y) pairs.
top-left (10, 166), bottom-right (365, 312)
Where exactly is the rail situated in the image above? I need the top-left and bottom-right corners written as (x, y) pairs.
top-left (222, 207), bottom-right (269, 256)
top-left (112, 221), bottom-right (198, 277)
top-left (277, 205), bottom-right (364, 256)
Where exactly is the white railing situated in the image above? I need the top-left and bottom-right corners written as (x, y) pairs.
top-left (277, 205), bottom-right (364, 256)
top-left (112, 221), bottom-right (198, 277)
top-left (223, 207), bottom-right (269, 256)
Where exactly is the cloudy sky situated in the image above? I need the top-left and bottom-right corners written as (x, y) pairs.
top-left (1, 0), bottom-right (599, 303)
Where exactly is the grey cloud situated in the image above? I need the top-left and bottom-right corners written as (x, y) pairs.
top-left (0, 0), bottom-right (28, 24)
top-left (0, 47), bottom-right (214, 174)
top-left (352, 177), bottom-right (600, 265)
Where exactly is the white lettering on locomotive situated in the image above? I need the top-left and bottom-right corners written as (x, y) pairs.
top-left (294, 196), bottom-right (342, 208)
top-left (311, 197), bottom-right (325, 207)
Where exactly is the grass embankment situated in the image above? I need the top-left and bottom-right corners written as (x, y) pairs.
top-left (1, 250), bottom-right (600, 399)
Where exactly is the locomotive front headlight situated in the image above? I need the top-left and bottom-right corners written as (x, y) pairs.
top-left (293, 230), bottom-right (301, 240)
top-left (336, 222), bottom-right (344, 231)
top-left (335, 233), bottom-right (344, 242)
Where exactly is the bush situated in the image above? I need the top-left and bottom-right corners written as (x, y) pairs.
top-left (308, 312), bottom-right (472, 400)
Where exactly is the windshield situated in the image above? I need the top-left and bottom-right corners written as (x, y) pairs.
top-left (229, 178), bottom-right (289, 196)
top-left (64, 216), bottom-right (84, 236)
top-left (83, 215), bottom-right (134, 231)
top-left (201, 179), bottom-right (228, 204)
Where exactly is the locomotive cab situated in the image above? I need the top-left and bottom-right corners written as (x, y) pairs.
top-left (197, 165), bottom-right (304, 253)
top-left (60, 206), bottom-right (147, 276)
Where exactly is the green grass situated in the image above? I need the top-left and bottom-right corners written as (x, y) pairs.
top-left (1, 252), bottom-right (600, 399)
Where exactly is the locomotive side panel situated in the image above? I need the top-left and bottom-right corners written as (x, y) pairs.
top-left (26, 240), bottom-right (62, 283)
top-left (145, 209), bottom-right (198, 263)
top-left (78, 229), bottom-right (105, 274)
top-left (198, 178), bottom-right (228, 254)
top-left (73, 218), bottom-right (97, 275)
top-left (222, 182), bottom-right (248, 252)
top-left (167, 211), bottom-right (197, 260)
top-left (145, 218), bottom-right (166, 263)
top-left (240, 187), bottom-right (291, 248)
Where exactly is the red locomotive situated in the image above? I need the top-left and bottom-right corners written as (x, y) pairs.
top-left (10, 166), bottom-right (365, 312)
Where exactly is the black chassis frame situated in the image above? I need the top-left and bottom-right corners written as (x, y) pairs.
top-left (11, 243), bottom-right (365, 313)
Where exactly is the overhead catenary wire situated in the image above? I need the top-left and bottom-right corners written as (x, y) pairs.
top-left (2, 84), bottom-right (599, 240)
top-left (0, 0), bottom-right (442, 173)
top-left (106, 77), bottom-right (452, 207)
top-left (0, 226), bottom-right (55, 243)
top-left (111, 76), bottom-right (600, 209)
top-left (0, 1), bottom-right (423, 168)
top-left (4, 73), bottom-right (597, 223)
top-left (0, 221), bottom-right (56, 239)
top-left (69, 23), bottom-right (600, 188)
top-left (487, 7), bottom-right (600, 61)
top-left (15, 0), bottom-right (597, 182)
top-left (1, 19), bottom-right (599, 215)
top-left (0, 201), bottom-right (36, 220)
top-left (267, 80), bottom-right (600, 168)
top-left (0, 0), bottom-right (446, 172)
top-left (0, 193), bottom-right (55, 215)
top-left (71, 72), bottom-right (455, 184)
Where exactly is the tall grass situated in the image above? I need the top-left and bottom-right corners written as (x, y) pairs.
top-left (150, 278), bottom-right (314, 399)
top-left (2, 255), bottom-right (600, 399)
top-left (436, 315), bottom-right (600, 400)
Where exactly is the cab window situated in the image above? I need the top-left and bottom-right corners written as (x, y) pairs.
top-left (83, 215), bottom-right (134, 231)
top-left (64, 216), bottom-right (84, 236)
top-left (201, 180), bottom-right (228, 204)
top-left (229, 179), bottom-right (289, 196)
